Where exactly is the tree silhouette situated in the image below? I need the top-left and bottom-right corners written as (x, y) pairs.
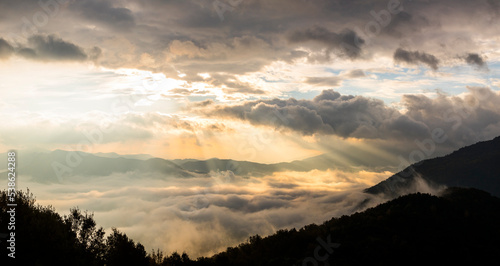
top-left (105, 228), bottom-right (149, 266)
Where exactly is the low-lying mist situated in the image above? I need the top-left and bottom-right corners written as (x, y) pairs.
top-left (19, 169), bottom-right (395, 257)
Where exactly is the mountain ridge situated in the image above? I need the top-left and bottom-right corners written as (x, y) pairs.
top-left (365, 136), bottom-right (500, 197)
top-left (0, 150), bottom-right (341, 181)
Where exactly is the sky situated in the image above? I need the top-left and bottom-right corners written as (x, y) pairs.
top-left (1, 0), bottom-right (500, 257)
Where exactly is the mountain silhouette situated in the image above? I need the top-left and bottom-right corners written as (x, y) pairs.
top-left (0, 150), bottom-right (339, 182)
top-left (5, 150), bottom-right (193, 182)
top-left (365, 136), bottom-right (500, 197)
top-left (185, 187), bottom-right (500, 265)
top-left (4, 136), bottom-right (500, 192)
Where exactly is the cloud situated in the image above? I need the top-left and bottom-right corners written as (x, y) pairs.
top-left (218, 77), bottom-right (266, 95)
top-left (19, 34), bottom-right (88, 61)
top-left (380, 11), bottom-right (415, 37)
top-left (288, 26), bottom-right (365, 59)
top-left (393, 48), bottom-right (440, 70)
top-left (487, 0), bottom-right (500, 13)
top-left (0, 38), bottom-right (14, 59)
top-left (223, 87), bottom-right (266, 95)
top-left (18, 167), bottom-right (391, 257)
top-left (88, 46), bottom-right (102, 62)
top-left (305, 69), bottom-right (366, 87)
top-left (464, 53), bottom-right (488, 70)
top-left (0, 34), bottom-right (100, 62)
top-left (200, 87), bottom-right (500, 148)
top-left (189, 99), bottom-right (215, 108)
top-left (0, 111), bottom-right (239, 153)
top-left (70, 0), bottom-right (136, 30)
top-left (401, 86), bottom-right (500, 147)
top-left (205, 89), bottom-right (423, 139)
top-left (344, 69), bottom-right (366, 78)
top-left (0, 0), bottom-right (498, 78)
top-left (305, 76), bottom-right (342, 86)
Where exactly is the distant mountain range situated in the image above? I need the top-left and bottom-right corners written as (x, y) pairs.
top-left (2, 136), bottom-right (500, 196)
top-left (171, 155), bottom-right (335, 175)
top-left (93, 152), bottom-right (155, 160)
top-left (0, 150), bottom-right (337, 182)
top-left (365, 136), bottom-right (500, 197)
top-left (1, 150), bottom-right (193, 182)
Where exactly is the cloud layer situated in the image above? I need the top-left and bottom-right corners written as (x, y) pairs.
top-left (202, 87), bottom-right (500, 147)
top-left (0, 0), bottom-right (498, 91)
top-left (19, 167), bottom-right (391, 258)
top-left (0, 34), bottom-right (100, 62)
top-left (288, 26), bottom-right (365, 59)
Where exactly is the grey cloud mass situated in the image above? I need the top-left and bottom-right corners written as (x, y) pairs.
top-left (305, 69), bottom-right (366, 87)
top-left (345, 69), bottom-right (366, 78)
top-left (288, 26), bottom-right (365, 59)
top-left (305, 76), bottom-right (343, 86)
top-left (70, 0), bottom-right (136, 30)
top-left (0, 37), bottom-right (14, 59)
top-left (205, 88), bottom-right (500, 147)
top-left (393, 48), bottom-right (440, 70)
top-left (0, 0), bottom-right (498, 89)
top-left (209, 89), bottom-right (420, 139)
top-left (0, 34), bottom-right (99, 62)
top-left (20, 34), bottom-right (88, 61)
top-left (464, 53), bottom-right (488, 70)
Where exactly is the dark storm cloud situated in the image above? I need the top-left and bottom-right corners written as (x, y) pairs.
top-left (288, 26), bottom-right (365, 59)
top-left (393, 48), bottom-right (440, 70)
top-left (464, 53), bottom-right (488, 70)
